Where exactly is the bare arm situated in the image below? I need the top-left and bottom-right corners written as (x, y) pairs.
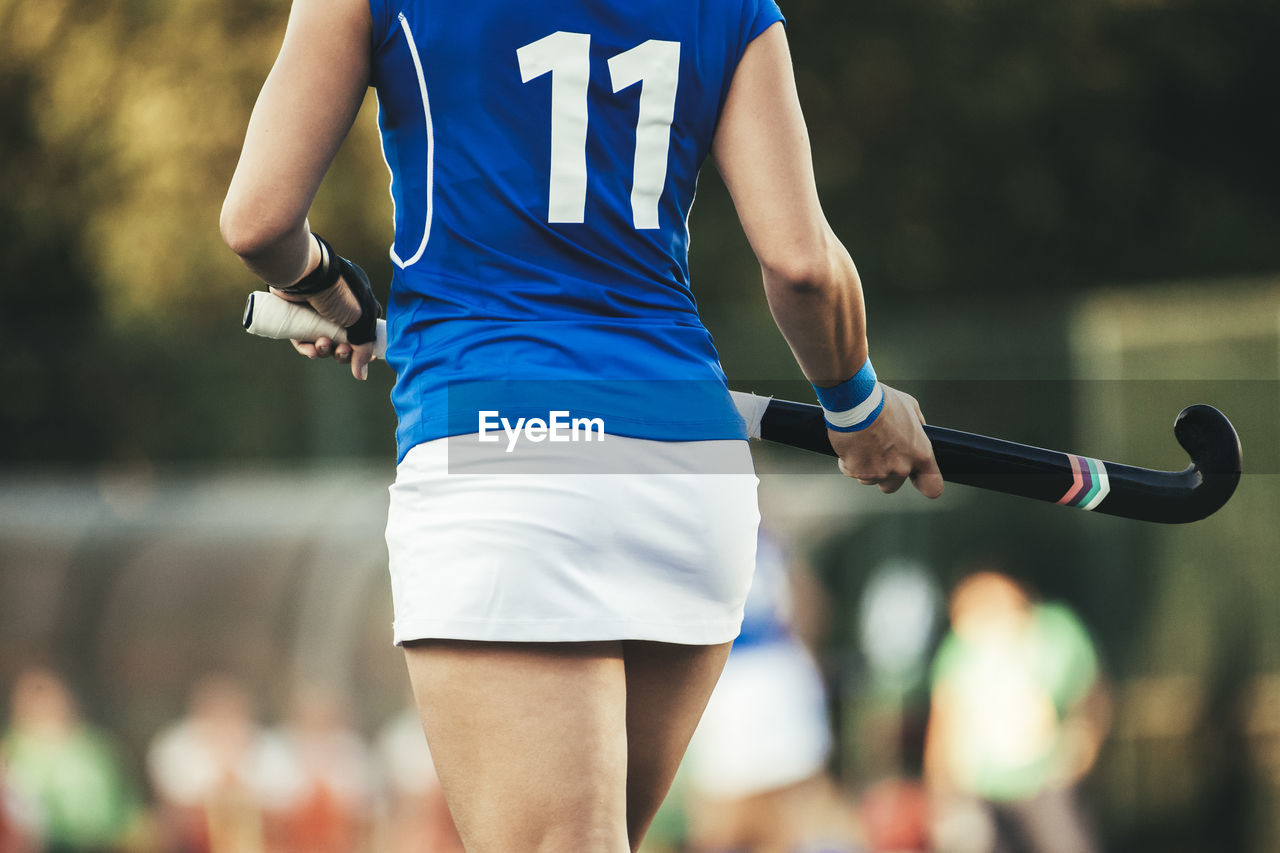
top-left (712, 24), bottom-right (941, 497)
top-left (220, 0), bottom-right (376, 378)
top-left (711, 24), bottom-right (863, 385)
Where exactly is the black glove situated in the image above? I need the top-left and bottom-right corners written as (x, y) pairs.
top-left (274, 233), bottom-right (382, 346)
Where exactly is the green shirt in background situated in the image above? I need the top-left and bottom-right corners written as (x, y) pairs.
top-left (2, 725), bottom-right (140, 848)
top-left (930, 602), bottom-right (1099, 802)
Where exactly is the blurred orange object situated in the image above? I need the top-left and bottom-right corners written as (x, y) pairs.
top-left (859, 777), bottom-right (930, 853)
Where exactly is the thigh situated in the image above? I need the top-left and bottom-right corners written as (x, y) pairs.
top-left (403, 640), bottom-right (631, 853)
top-left (622, 640), bottom-right (733, 851)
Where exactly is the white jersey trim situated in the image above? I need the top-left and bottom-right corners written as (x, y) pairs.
top-left (389, 13), bottom-right (434, 269)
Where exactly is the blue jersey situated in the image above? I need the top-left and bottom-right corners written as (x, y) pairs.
top-left (368, 0), bottom-right (785, 460)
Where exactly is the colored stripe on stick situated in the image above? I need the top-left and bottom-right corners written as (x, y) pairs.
top-left (1057, 454), bottom-right (1111, 510)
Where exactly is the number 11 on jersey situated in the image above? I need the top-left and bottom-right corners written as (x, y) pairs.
top-left (518, 32), bottom-right (680, 230)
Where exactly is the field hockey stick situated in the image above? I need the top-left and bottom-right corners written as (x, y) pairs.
top-left (243, 291), bottom-right (1242, 523)
top-left (730, 392), bottom-right (1241, 524)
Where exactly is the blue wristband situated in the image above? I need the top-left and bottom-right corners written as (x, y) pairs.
top-left (813, 360), bottom-right (885, 432)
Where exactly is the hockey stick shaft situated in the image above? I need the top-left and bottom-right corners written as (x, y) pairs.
top-left (733, 392), bottom-right (1240, 524)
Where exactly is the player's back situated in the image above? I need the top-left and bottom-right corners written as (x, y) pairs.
top-left (368, 0), bottom-right (784, 454)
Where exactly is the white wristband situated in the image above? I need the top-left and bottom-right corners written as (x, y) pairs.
top-left (822, 382), bottom-right (885, 431)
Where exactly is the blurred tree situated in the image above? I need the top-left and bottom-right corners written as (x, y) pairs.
top-left (773, 0), bottom-right (1280, 297)
top-left (0, 0), bottom-right (395, 462)
top-left (0, 0), bottom-right (108, 460)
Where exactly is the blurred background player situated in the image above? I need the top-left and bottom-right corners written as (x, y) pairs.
top-left (681, 530), bottom-right (865, 853)
top-left (374, 704), bottom-right (465, 853)
top-left (263, 683), bottom-right (378, 853)
top-left (1, 666), bottom-right (143, 853)
top-left (924, 570), bottom-right (1110, 853)
top-left (147, 674), bottom-right (292, 853)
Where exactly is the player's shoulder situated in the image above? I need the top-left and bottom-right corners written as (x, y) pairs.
top-left (1034, 602), bottom-right (1088, 638)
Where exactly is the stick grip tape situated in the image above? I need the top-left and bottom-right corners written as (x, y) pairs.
top-left (243, 291), bottom-right (387, 359)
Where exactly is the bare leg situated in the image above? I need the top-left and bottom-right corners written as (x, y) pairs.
top-left (622, 640), bottom-right (733, 851)
top-left (403, 640), bottom-right (631, 853)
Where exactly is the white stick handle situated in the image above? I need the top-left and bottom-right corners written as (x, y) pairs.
top-left (242, 291), bottom-right (387, 359)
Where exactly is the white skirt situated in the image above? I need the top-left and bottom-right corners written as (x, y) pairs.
top-left (385, 434), bottom-right (760, 645)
